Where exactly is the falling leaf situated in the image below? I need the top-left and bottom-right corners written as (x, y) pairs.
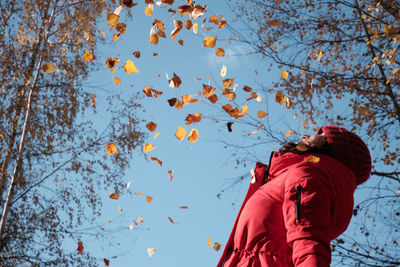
top-left (171, 20), bottom-right (183, 40)
top-left (147, 248), bottom-right (155, 258)
top-left (180, 206), bottom-right (189, 209)
top-left (235, 105), bottom-right (248, 119)
top-left (207, 237), bottom-right (212, 248)
top-left (227, 122), bottom-right (233, 132)
top-left (275, 91), bottom-right (286, 105)
top-left (77, 241), bottom-right (84, 254)
top-left (175, 125), bottom-right (187, 140)
top-left (243, 85), bottom-right (252, 92)
top-left (104, 221), bottom-right (110, 225)
top-left (221, 88), bottom-right (236, 101)
top-left (220, 65), bottom-right (227, 77)
top-left (90, 94), bottom-right (95, 107)
top-left (126, 181), bottom-right (132, 190)
top-left (42, 62), bottom-right (55, 73)
top-left (124, 60), bottom-right (139, 73)
top-left (106, 57), bottom-right (119, 68)
top-left (153, 19), bottom-right (165, 31)
top-left (149, 34), bottom-right (159, 44)
top-left (185, 113), bottom-right (202, 125)
top-left (133, 51), bottom-right (141, 58)
top-left (257, 110), bottom-right (268, 118)
top-left (103, 258), bottom-right (110, 266)
top-left (248, 124), bottom-right (264, 136)
top-left (168, 170), bottom-right (173, 181)
top-left (116, 23), bottom-right (127, 34)
top-left (296, 143), bottom-right (308, 152)
top-left (202, 84), bottom-right (216, 98)
top-left (286, 97), bottom-right (292, 109)
top-left (223, 78), bottom-right (234, 88)
top-left (135, 192), bottom-right (143, 195)
top-left (182, 94), bottom-right (195, 105)
top-left (145, 4), bottom-right (153, 16)
top-left (113, 77), bottom-right (121, 85)
top-left (192, 22), bottom-right (198, 34)
top-left (307, 155), bottom-right (320, 163)
top-left (207, 94), bottom-right (218, 104)
top-left (107, 13), bottom-right (119, 27)
top-left (112, 33), bottom-right (121, 41)
top-left (317, 51), bottom-right (323, 62)
top-left (178, 39), bottom-right (184, 46)
top-left (154, 132), bottom-right (160, 139)
top-left (167, 98), bottom-right (178, 107)
top-left (168, 217), bottom-right (175, 224)
top-left (99, 29), bottom-right (105, 38)
top-left (284, 130), bottom-right (293, 137)
top-left (169, 73), bottom-right (182, 88)
top-left (143, 86), bottom-right (163, 98)
top-left (138, 216), bottom-right (144, 224)
top-left (153, 52), bottom-right (159, 56)
top-left (106, 142), bottom-right (118, 155)
top-left (146, 195), bottom-right (153, 202)
top-left (223, 104), bottom-right (239, 118)
top-left (109, 192), bottom-right (120, 200)
top-left (143, 143), bottom-right (156, 152)
top-left (215, 48), bottom-right (225, 57)
top-left (203, 36), bottom-right (217, 48)
top-left (214, 242), bottom-right (222, 251)
top-left (184, 19), bottom-right (193, 29)
top-left (150, 157), bottom-right (163, 166)
top-left (146, 121), bottom-right (157, 132)
top-left (82, 50), bottom-right (93, 62)
top-left (269, 20), bottom-right (281, 26)
top-left (129, 222), bottom-right (135, 230)
top-left (281, 70), bottom-right (289, 79)
top-left (123, 0), bottom-right (137, 8)
top-left (188, 129), bottom-right (199, 143)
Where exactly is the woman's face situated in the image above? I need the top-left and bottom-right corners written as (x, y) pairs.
top-left (301, 132), bottom-right (326, 148)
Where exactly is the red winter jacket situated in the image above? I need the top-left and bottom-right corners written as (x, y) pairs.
top-left (217, 152), bottom-right (357, 267)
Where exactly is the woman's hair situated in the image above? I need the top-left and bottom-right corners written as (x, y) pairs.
top-left (279, 141), bottom-right (331, 155)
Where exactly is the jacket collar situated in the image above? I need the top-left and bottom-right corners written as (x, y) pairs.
top-left (267, 152), bottom-right (312, 179)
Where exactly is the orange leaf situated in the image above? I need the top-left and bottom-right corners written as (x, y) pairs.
top-left (180, 206), bottom-right (189, 209)
top-left (185, 113), bottom-right (202, 125)
top-left (90, 94), bottom-right (95, 107)
top-left (203, 36), bottom-right (217, 48)
top-left (104, 258), bottom-right (110, 266)
top-left (149, 34), bottom-right (159, 44)
top-left (207, 94), bottom-right (218, 104)
top-left (77, 241), bottom-right (84, 254)
top-left (42, 62), bottom-right (55, 73)
top-left (175, 125), bottom-right (187, 141)
top-left (284, 130), bottom-right (293, 137)
top-left (286, 97), bottom-right (292, 109)
top-left (235, 105), bottom-right (248, 119)
top-left (145, 4), bottom-right (153, 16)
top-left (296, 143), bottom-right (308, 152)
top-left (113, 77), bottom-right (121, 85)
top-left (99, 29), bottom-right (105, 38)
top-left (150, 157), bottom-right (163, 166)
top-left (143, 143), bottom-right (156, 153)
top-left (146, 195), bottom-right (153, 202)
top-left (281, 70), bottom-right (289, 79)
top-left (168, 217), bottom-right (175, 224)
top-left (169, 73), bottom-right (182, 88)
top-left (146, 121), bottom-right (157, 132)
top-left (106, 142), bottom-right (118, 155)
top-left (215, 48), bottom-right (225, 57)
top-left (82, 50), bottom-right (93, 62)
top-left (221, 88), bottom-right (236, 101)
top-left (188, 128), bottom-right (199, 143)
top-left (112, 33), bottom-right (121, 42)
top-left (182, 94), bottom-right (195, 105)
top-left (171, 20), bottom-right (183, 40)
top-left (135, 192), bottom-right (143, 195)
top-left (257, 110), bottom-right (268, 118)
top-left (106, 57), bottom-right (119, 68)
top-left (269, 20), bottom-right (281, 26)
top-left (107, 13), bottom-right (119, 27)
top-left (223, 78), bottom-right (234, 88)
top-left (202, 84), bottom-right (216, 98)
top-left (222, 104), bottom-right (239, 117)
top-left (207, 237), bottom-right (212, 248)
top-left (168, 170), bottom-right (173, 181)
top-left (153, 19), bottom-right (165, 31)
top-left (109, 192), bottom-right (120, 200)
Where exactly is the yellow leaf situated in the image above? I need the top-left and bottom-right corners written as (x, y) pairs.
top-left (143, 143), bottom-right (156, 153)
top-left (107, 13), bottom-right (119, 27)
top-left (124, 60), bottom-right (139, 73)
top-left (207, 237), bottom-right (212, 248)
top-left (236, 105), bottom-right (248, 119)
top-left (42, 62), bottom-right (55, 73)
top-left (281, 70), bottom-right (289, 79)
top-left (106, 142), bottom-right (118, 155)
top-left (203, 36), bottom-right (217, 48)
top-left (145, 4), bottom-right (153, 16)
top-left (82, 50), bottom-right (93, 62)
top-left (174, 125), bottom-right (187, 141)
top-left (306, 155), bottom-right (320, 163)
top-left (317, 51), bottom-right (323, 62)
top-left (188, 129), bottom-right (199, 143)
top-left (257, 110), bottom-right (268, 118)
top-left (109, 192), bottom-right (120, 200)
top-left (284, 130), bottom-right (293, 137)
top-left (154, 132), bottom-right (160, 139)
top-left (113, 77), bottom-right (121, 85)
top-left (215, 48), bottom-right (225, 57)
top-left (146, 195), bottom-right (153, 202)
top-left (361, 14), bottom-right (366, 19)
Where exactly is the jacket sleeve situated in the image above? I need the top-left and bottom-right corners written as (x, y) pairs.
top-left (283, 163), bottom-right (333, 267)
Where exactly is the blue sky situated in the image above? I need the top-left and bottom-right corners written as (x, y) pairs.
top-left (77, 1), bottom-right (333, 266)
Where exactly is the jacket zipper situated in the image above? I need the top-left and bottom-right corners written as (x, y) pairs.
top-left (295, 185), bottom-right (302, 221)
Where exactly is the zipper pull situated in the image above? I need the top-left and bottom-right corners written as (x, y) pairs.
top-left (295, 185), bottom-right (302, 221)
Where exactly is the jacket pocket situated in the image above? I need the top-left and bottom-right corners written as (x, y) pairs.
top-left (295, 185), bottom-right (302, 222)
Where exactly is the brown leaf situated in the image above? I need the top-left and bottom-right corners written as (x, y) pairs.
top-left (215, 48), bottom-right (225, 57)
top-left (150, 157), bottom-right (163, 166)
top-left (243, 85), bottom-right (252, 92)
top-left (275, 91), bottom-right (286, 105)
top-left (106, 142), bottom-right (118, 155)
top-left (169, 73), bottom-right (182, 88)
top-left (106, 57), bottom-right (120, 69)
top-left (171, 20), bottom-right (183, 40)
top-left (227, 122), bottom-right (233, 132)
top-left (143, 86), bottom-right (163, 98)
top-left (123, 0), bottom-right (137, 8)
top-left (181, 94), bottom-right (195, 105)
top-left (107, 13), bottom-right (119, 27)
top-left (184, 19), bottom-right (193, 29)
top-left (222, 104), bottom-right (239, 117)
top-left (149, 34), bottom-right (159, 44)
top-left (178, 39), bottom-right (184, 46)
top-left (180, 206), bottom-right (189, 209)
top-left (109, 192), bottom-right (120, 200)
top-left (214, 242), bottom-right (222, 251)
top-left (116, 23), bottom-right (127, 34)
top-left (132, 51), bottom-right (141, 58)
top-left (112, 33), bottom-right (121, 42)
top-left (221, 88), bottom-right (236, 101)
top-left (202, 84), bottom-right (216, 98)
top-left (42, 62), bottom-right (55, 73)
top-left (207, 94), bottom-right (218, 104)
top-left (203, 36), bottom-right (217, 48)
top-left (153, 52), bottom-right (159, 56)
top-left (167, 97), bottom-right (178, 107)
top-left (188, 128), bottom-right (199, 143)
top-left (269, 20), bottom-right (281, 26)
top-left (161, 0), bottom-right (174, 4)
top-left (222, 78), bottom-right (234, 88)
top-left (82, 50), bottom-right (93, 62)
top-left (153, 19), bottom-right (165, 31)
top-left (168, 217), bottom-right (175, 224)
top-left (168, 170), bottom-right (173, 181)
top-left (185, 113), bottom-right (202, 125)
top-left (77, 241), bottom-right (84, 254)
top-left (103, 258), bottom-right (110, 266)
top-left (146, 121), bottom-right (157, 132)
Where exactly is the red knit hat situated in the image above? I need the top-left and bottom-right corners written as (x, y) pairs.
top-left (317, 126), bottom-right (372, 185)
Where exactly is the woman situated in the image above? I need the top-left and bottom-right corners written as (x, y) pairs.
top-left (217, 126), bottom-right (371, 267)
